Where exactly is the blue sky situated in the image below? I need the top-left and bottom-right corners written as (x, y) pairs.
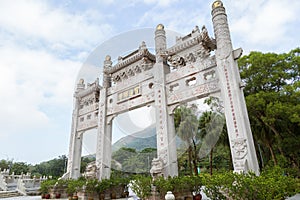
top-left (0, 0), bottom-right (299, 164)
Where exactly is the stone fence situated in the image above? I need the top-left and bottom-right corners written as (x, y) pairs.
top-left (0, 168), bottom-right (47, 195)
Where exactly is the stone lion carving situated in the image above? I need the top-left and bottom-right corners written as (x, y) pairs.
top-left (150, 158), bottom-right (164, 181)
top-left (84, 161), bottom-right (97, 179)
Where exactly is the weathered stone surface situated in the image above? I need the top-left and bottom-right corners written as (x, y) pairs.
top-left (65, 0), bottom-right (259, 180)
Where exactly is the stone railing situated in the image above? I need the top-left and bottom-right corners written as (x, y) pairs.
top-left (0, 170), bottom-right (8, 191)
top-left (16, 178), bottom-right (27, 196)
top-left (0, 169), bottom-right (47, 195)
top-left (0, 169), bottom-right (19, 191)
top-left (17, 176), bottom-right (47, 195)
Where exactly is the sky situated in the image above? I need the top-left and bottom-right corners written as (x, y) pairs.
top-left (0, 0), bottom-right (299, 165)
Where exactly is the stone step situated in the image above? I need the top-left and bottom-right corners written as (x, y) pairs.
top-left (0, 191), bottom-right (22, 199)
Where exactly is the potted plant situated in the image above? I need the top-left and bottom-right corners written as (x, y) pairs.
top-left (40, 179), bottom-right (56, 199)
top-left (191, 176), bottom-right (202, 200)
top-left (171, 176), bottom-right (193, 200)
top-left (86, 179), bottom-right (99, 200)
top-left (66, 178), bottom-right (85, 200)
top-left (130, 175), bottom-right (152, 200)
top-left (55, 193), bottom-right (61, 198)
top-left (96, 178), bottom-right (111, 200)
top-left (154, 176), bottom-right (174, 199)
top-left (66, 179), bottom-right (76, 198)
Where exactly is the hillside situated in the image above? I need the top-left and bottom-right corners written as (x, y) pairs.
top-left (112, 125), bottom-right (183, 152)
top-left (112, 125), bottom-right (157, 151)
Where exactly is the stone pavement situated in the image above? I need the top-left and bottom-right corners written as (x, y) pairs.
top-left (2, 193), bottom-right (300, 200)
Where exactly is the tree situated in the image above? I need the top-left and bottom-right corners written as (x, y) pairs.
top-left (238, 48), bottom-right (300, 172)
top-left (31, 155), bottom-right (68, 178)
top-left (138, 148), bottom-right (157, 173)
top-left (174, 104), bottom-right (199, 175)
top-left (0, 159), bottom-right (12, 171)
top-left (198, 97), bottom-right (227, 175)
top-left (123, 155), bottom-right (146, 173)
top-left (81, 156), bottom-right (95, 173)
top-left (112, 147), bottom-right (137, 165)
top-left (112, 147), bottom-right (156, 174)
top-left (10, 162), bottom-right (30, 174)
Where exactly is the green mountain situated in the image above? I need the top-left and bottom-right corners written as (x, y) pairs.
top-left (112, 125), bottom-right (157, 151)
top-left (112, 125), bottom-right (183, 152)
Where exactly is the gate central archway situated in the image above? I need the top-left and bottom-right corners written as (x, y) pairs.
top-left (65, 0), bottom-right (259, 180)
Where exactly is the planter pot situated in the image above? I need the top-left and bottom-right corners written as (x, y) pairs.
top-left (111, 192), bottom-right (116, 199)
top-left (193, 194), bottom-right (202, 200)
top-left (45, 194), bottom-right (51, 199)
top-left (174, 191), bottom-right (193, 200)
top-left (124, 191), bottom-right (129, 197)
top-left (41, 194), bottom-right (46, 199)
top-left (72, 195), bottom-right (79, 200)
top-left (55, 193), bottom-right (61, 198)
top-left (165, 191), bottom-right (175, 200)
top-left (99, 193), bottom-right (105, 200)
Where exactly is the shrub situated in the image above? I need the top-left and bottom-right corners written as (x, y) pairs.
top-left (130, 175), bottom-right (152, 200)
top-left (154, 175), bottom-right (203, 198)
top-left (40, 179), bottom-right (57, 194)
top-left (203, 167), bottom-right (300, 200)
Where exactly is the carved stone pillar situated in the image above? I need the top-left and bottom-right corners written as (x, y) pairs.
top-left (166, 113), bottom-right (178, 177)
top-left (67, 79), bottom-right (85, 179)
top-left (154, 24), bottom-right (178, 177)
top-left (71, 131), bottom-right (83, 178)
top-left (95, 57), bottom-right (112, 180)
top-left (211, 0), bottom-right (259, 175)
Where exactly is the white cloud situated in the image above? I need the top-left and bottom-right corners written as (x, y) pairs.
top-left (0, 0), bottom-right (113, 51)
top-left (93, 0), bottom-right (179, 7)
top-left (227, 0), bottom-right (300, 52)
top-left (0, 44), bottom-right (80, 137)
top-left (0, 0), bottom-right (112, 163)
top-left (143, 0), bottom-right (178, 7)
top-left (135, 4), bottom-right (211, 35)
top-left (135, 0), bottom-right (300, 53)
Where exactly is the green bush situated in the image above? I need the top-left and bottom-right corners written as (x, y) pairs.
top-left (130, 175), bottom-right (152, 200)
top-left (85, 179), bottom-right (99, 194)
top-left (66, 178), bottom-right (86, 196)
top-left (203, 167), bottom-right (300, 200)
top-left (154, 175), bottom-right (203, 198)
top-left (40, 179), bottom-right (57, 194)
top-left (154, 176), bottom-right (173, 196)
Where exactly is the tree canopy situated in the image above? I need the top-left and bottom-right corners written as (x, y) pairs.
top-left (238, 48), bottom-right (300, 172)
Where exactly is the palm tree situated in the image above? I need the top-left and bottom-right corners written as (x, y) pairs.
top-left (198, 107), bottom-right (226, 175)
top-left (175, 105), bottom-right (199, 175)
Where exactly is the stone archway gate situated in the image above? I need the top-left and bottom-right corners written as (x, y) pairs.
top-left (65, 0), bottom-right (259, 180)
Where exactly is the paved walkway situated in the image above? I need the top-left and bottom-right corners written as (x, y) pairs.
top-left (2, 193), bottom-right (300, 200)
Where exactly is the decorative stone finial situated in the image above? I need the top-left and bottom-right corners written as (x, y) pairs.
top-left (76, 78), bottom-right (85, 91)
top-left (139, 41), bottom-right (147, 50)
top-left (212, 0), bottom-right (223, 9)
top-left (105, 55), bottom-right (111, 61)
top-left (156, 24), bottom-right (164, 30)
top-left (79, 78), bottom-right (84, 85)
top-left (104, 55), bottom-right (113, 69)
